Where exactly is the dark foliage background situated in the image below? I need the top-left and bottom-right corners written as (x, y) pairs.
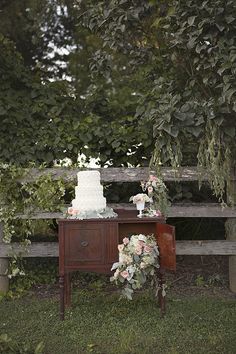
top-left (1, 0), bottom-right (235, 244)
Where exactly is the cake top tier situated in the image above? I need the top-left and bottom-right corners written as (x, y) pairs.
top-left (77, 170), bottom-right (101, 184)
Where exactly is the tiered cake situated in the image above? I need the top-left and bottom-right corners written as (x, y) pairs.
top-left (71, 170), bottom-right (106, 212)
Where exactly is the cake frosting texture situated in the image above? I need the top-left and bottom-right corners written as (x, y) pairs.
top-left (72, 171), bottom-right (106, 211)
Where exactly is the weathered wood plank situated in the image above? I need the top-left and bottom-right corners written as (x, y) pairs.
top-left (1, 240), bottom-right (236, 257)
top-left (0, 242), bottom-right (58, 258)
top-left (20, 166), bottom-right (209, 183)
top-left (168, 204), bottom-right (236, 218)
top-left (176, 240), bottom-right (236, 255)
top-left (16, 203), bottom-right (236, 219)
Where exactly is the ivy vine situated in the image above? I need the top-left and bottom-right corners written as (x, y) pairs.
top-left (0, 163), bottom-right (66, 279)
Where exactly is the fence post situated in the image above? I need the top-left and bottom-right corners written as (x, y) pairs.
top-left (0, 222), bottom-right (9, 293)
top-left (226, 163), bottom-right (236, 292)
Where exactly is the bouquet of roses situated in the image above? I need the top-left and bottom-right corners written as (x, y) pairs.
top-left (110, 234), bottom-right (160, 300)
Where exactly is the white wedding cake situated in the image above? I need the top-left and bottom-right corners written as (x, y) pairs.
top-left (71, 170), bottom-right (106, 212)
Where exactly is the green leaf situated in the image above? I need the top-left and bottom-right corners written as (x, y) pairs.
top-left (170, 126), bottom-right (179, 138)
top-left (174, 112), bottom-right (186, 121)
top-left (226, 88), bottom-right (236, 103)
top-left (214, 117), bottom-right (224, 126)
top-left (135, 106), bottom-right (145, 117)
top-left (188, 16), bottom-right (196, 26)
top-left (152, 17), bottom-right (163, 28)
top-left (111, 141), bottom-right (120, 148)
top-left (34, 341), bottom-right (45, 354)
top-left (225, 15), bottom-right (235, 24)
top-left (216, 23), bottom-right (225, 32)
top-left (187, 37), bottom-right (196, 49)
top-left (224, 126), bottom-right (235, 138)
top-left (0, 107), bottom-right (7, 115)
top-left (111, 262), bottom-right (121, 271)
top-left (121, 24), bottom-right (125, 32)
top-left (186, 126), bottom-right (202, 137)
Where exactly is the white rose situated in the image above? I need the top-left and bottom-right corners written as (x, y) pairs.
top-left (140, 262), bottom-right (147, 269)
top-left (130, 235), bottom-right (139, 247)
top-left (114, 269), bottom-right (120, 279)
top-left (138, 234), bottom-right (147, 242)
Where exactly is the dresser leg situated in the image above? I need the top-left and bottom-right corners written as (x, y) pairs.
top-left (59, 276), bottom-right (65, 320)
top-left (65, 273), bottom-right (71, 307)
top-left (156, 269), bottom-right (166, 317)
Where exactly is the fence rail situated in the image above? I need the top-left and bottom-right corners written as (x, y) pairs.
top-left (1, 240), bottom-right (236, 258)
top-left (21, 166), bottom-right (210, 182)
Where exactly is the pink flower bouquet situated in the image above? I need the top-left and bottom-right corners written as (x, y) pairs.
top-left (110, 233), bottom-right (161, 300)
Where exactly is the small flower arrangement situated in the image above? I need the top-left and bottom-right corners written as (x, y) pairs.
top-left (110, 234), bottom-right (163, 300)
top-left (64, 206), bottom-right (117, 220)
top-left (141, 174), bottom-right (170, 215)
top-left (129, 193), bottom-right (150, 204)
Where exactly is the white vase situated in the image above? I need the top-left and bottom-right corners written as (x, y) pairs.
top-left (136, 201), bottom-right (145, 218)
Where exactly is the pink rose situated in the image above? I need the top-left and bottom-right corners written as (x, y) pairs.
top-left (148, 186), bottom-right (153, 193)
top-left (123, 237), bottom-right (129, 245)
top-left (120, 270), bottom-right (129, 279)
top-left (144, 245), bottom-right (152, 253)
top-left (118, 244), bottom-right (124, 252)
top-left (135, 246), bottom-right (142, 255)
top-left (72, 209), bottom-right (80, 215)
top-left (138, 240), bottom-right (144, 247)
top-left (68, 207), bottom-right (74, 215)
top-left (149, 175), bottom-right (158, 182)
top-left (154, 210), bottom-right (162, 217)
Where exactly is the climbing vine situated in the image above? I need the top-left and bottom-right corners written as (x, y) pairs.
top-left (197, 121), bottom-right (231, 204)
top-left (0, 163), bottom-right (66, 279)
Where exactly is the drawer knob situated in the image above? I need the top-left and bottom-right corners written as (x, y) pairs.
top-left (80, 241), bottom-right (89, 247)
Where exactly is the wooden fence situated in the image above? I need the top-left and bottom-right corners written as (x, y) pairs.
top-left (1, 166), bottom-right (236, 293)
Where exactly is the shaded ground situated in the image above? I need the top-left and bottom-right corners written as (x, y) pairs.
top-left (167, 255), bottom-right (236, 299)
top-left (29, 256), bottom-right (236, 301)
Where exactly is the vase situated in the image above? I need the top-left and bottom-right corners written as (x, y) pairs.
top-left (136, 201), bottom-right (145, 218)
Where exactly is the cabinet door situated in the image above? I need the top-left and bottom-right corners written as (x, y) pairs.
top-left (64, 223), bottom-right (105, 265)
top-left (156, 223), bottom-right (176, 271)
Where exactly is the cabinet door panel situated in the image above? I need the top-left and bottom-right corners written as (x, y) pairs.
top-left (156, 223), bottom-right (176, 271)
top-left (65, 224), bottom-right (105, 264)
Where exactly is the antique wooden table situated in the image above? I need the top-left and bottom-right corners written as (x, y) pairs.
top-left (58, 210), bottom-right (176, 320)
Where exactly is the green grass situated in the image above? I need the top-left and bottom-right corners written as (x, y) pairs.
top-left (0, 289), bottom-right (236, 354)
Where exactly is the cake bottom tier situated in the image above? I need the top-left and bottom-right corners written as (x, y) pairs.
top-left (72, 197), bottom-right (106, 211)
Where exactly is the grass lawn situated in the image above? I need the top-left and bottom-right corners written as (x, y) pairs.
top-left (0, 287), bottom-right (236, 354)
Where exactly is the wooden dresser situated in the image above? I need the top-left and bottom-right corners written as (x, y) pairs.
top-left (58, 210), bottom-right (176, 320)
